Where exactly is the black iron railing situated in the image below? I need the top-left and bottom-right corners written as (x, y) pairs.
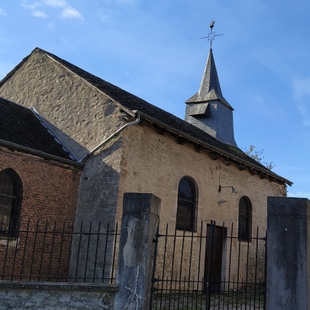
top-left (0, 218), bottom-right (120, 283)
top-left (150, 221), bottom-right (266, 310)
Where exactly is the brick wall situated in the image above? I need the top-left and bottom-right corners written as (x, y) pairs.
top-left (0, 146), bottom-right (81, 281)
top-left (0, 147), bottom-right (81, 222)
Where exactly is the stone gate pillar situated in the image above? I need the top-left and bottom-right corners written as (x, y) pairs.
top-left (266, 197), bottom-right (310, 310)
top-left (114, 193), bottom-right (161, 310)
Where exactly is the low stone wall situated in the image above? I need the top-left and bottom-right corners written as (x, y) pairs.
top-left (0, 282), bottom-right (118, 310)
top-left (0, 193), bottom-right (160, 310)
top-left (266, 197), bottom-right (310, 310)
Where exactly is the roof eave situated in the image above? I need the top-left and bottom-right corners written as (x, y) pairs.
top-left (2, 48), bottom-right (290, 185)
top-left (132, 110), bottom-right (292, 186)
top-left (0, 138), bottom-right (83, 169)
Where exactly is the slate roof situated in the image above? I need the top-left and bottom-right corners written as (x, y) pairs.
top-left (186, 48), bottom-right (232, 109)
top-left (0, 48), bottom-right (292, 185)
top-left (0, 96), bottom-right (74, 161)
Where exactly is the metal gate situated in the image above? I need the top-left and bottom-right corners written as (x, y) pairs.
top-left (150, 221), bottom-right (266, 310)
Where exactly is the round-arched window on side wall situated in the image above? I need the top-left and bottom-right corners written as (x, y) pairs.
top-left (0, 169), bottom-right (23, 238)
top-left (238, 196), bottom-right (252, 242)
top-left (176, 176), bottom-right (198, 231)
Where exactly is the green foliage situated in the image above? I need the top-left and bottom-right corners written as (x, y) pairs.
top-left (244, 145), bottom-right (275, 170)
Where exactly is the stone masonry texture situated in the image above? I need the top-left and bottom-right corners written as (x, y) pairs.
top-left (0, 283), bottom-right (117, 310)
top-left (0, 49), bottom-right (288, 286)
top-left (0, 50), bottom-right (126, 226)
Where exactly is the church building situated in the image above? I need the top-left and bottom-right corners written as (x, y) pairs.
top-left (0, 44), bottom-right (291, 284)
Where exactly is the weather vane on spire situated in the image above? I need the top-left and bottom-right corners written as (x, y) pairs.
top-left (201, 20), bottom-right (223, 48)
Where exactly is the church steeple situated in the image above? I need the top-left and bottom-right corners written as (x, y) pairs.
top-left (185, 23), bottom-right (237, 147)
top-left (186, 48), bottom-right (232, 109)
top-left (200, 48), bottom-right (224, 98)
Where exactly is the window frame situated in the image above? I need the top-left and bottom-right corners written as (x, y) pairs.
top-left (238, 196), bottom-right (252, 242)
top-left (176, 176), bottom-right (198, 232)
top-left (0, 168), bottom-right (23, 239)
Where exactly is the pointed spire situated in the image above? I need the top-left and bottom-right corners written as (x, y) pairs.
top-left (185, 44), bottom-right (237, 147)
top-left (199, 48), bottom-right (223, 98)
top-left (186, 48), bottom-right (232, 109)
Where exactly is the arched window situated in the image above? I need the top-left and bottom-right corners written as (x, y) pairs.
top-left (0, 169), bottom-right (22, 238)
top-left (238, 196), bottom-right (252, 241)
top-left (176, 176), bottom-right (198, 231)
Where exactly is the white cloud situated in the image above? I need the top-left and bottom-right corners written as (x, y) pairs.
top-left (20, 1), bottom-right (41, 10)
top-left (33, 10), bottom-right (47, 18)
top-left (0, 8), bottom-right (7, 16)
top-left (99, 13), bottom-right (111, 23)
top-left (101, 0), bottom-right (138, 3)
top-left (20, 0), bottom-right (83, 21)
top-left (287, 190), bottom-right (310, 199)
top-left (293, 78), bottom-right (310, 100)
top-left (61, 6), bottom-right (83, 19)
top-left (115, 0), bottom-right (137, 3)
top-left (297, 104), bottom-right (310, 127)
top-left (293, 78), bottom-right (310, 127)
top-left (43, 0), bottom-right (67, 8)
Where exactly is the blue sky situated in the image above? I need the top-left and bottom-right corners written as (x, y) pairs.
top-left (1, 0), bottom-right (310, 198)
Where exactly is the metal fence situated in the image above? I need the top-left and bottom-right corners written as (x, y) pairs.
top-left (150, 221), bottom-right (266, 310)
top-left (0, 218), bottom-right (120, 283)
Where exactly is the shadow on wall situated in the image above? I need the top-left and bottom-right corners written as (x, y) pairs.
top-left (37, 116), bottom-right (88, 161)
top-left (75, 137), bottom-right (122, 224)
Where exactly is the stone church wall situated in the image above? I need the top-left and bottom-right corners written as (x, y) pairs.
top-left (0, 50), bottom-right (128, 225)
top-left (0, 49), bottom-right (288, 285)
top-left (118, 123), bottom-right (286, 283)
top-left (0, 49), bottom-right (128, 159)
top-left (119, 123), bottom-right (285, 229)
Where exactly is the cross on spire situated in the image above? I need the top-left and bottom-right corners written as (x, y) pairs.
top-left (201, 20), bottom-right (223, 48)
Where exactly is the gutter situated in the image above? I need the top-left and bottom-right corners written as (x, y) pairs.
top-left (0, 139), bottom-right (83, 168)
top-left (79, 112), bottom-right (140, 164)
top-left (136, 111), bottom-right (293, 186)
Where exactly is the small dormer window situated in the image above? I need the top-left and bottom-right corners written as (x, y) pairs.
top-left (188, 103), bottom-right (209, 117)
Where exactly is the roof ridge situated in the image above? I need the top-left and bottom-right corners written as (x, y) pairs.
top-left (0, 48), bottom-right (291, 185)
top-left (30, 107), bottom-right (78, 161)
top-left (36, 49), bottom-right (290, 184)
top-left (0, 97), bottom-right (74, 161)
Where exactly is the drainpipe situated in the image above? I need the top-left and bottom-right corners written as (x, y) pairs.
top-left (79, 112), bottom-right (140, 164)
